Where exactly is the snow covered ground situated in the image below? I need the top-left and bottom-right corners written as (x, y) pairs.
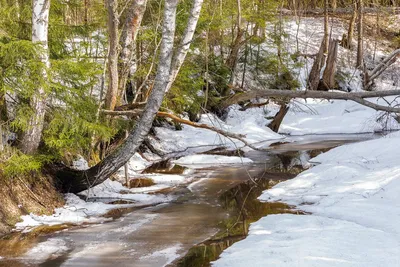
top-left (214, 131), bottom-right (400, 267)
top-left (150, 105), bottom-right (284, 155)
top-left (280, 97), bottom-right (400, 135)
top-left (172, 154), bottom-right (253, 168)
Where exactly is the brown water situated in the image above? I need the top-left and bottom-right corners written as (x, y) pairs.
top-left (0, 134), bottom-right (380, 267)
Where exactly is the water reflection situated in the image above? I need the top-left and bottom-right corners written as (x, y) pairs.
top-left (176, 178), bottom-right (301, 267)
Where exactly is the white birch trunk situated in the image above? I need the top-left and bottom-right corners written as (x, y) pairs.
top-left (56, 0), bottom-right (180, 193)
top-left (21, 0), bottom-right (50, 154)
top-left (165, 0), bottom-right (204, 92)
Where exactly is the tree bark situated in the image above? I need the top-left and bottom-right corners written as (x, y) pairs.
top-left (165, 0), bottom-right (204, 92)
top-left (21, 0), bottom-right (50, 154)
top-left (104, 0), bottom-right (120, 110)
top-left (364, 48), bottom-right (400, 89)
top-left (268, 104), bottom-right (289, 133)
top-left (356, 0), bottom-right (364, 69)
top-left (307, 0), bottom-right (329, 90)
top-left (307, 38), bottom-right (326, 90)
top-left (55, 0), bottom-right (179, 193)
top-left (222, 88), bottom-right (400, 113)
top-left (321, 39), bottom-right (339, 90)
top-left (346, 1), bottom-right (357, 49)
top-left (226, 0), bottom-right (244, 85)
top-left (118, 0), bottom-right (148, 101)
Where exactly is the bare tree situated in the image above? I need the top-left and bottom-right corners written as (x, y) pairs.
top-left (118, 0), bottom-right (148, 101)
top-left (104, 0), bottom-right (119, 111)
top-left (21, 0), bottom-right (51, 154)
top-left (345, 1), bottom-right (357, 49)
top-left (321, 39), bottom-right (339, 90)
top-left (356, 0), bottom-right (364, 69)
top-left (307, 0), bottom-right (329, 90)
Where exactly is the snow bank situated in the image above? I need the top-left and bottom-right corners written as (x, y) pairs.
top-left (214, 132), bottom-right (400, 266)
top-left (80, 179), bottom-right (173, 203)
top-left (214, 214), bottom-right (399, 267)
top-left (152, 107), bottom-right (283, 155)
top-left (173, 154), bottom-right (253, 168)
top-left (15, 180), bottom-right (172, 230)
top-left (280, 97), bottom-right (400, 135)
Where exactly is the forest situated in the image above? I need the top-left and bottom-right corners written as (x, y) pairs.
top-left (0, 0), bottom-right (399, 266)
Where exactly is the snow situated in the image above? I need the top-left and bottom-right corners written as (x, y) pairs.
top-left (81, 179), bottom-right (173, 203)
top-left (152, 107), bottom-right (283, 155)
top-left (280, 97), bottom-right (400, 135)
top-left (117, 152), bottom-right (153, 177)
top-left (15, 180), bottom-right (172, 230)
top-left (72, 156), bottom-right (89, 170)
top-left (173, 154), bottom-right (253, 168)
top-left (23, 238), bottom-right (69, 264)
top-left (214, 214), bottom-right (399, 267)
top-left (214, 132), bottom-right (400, 267)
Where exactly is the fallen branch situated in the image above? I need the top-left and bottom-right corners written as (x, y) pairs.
top-left (365, 49), bottom-right (400, 89)
top-left (156, 111), bottom-right (264, 150)
top-left (222, 89), bottom-right (400, 113)
top-left (101, 109), bottom-right (270, 151)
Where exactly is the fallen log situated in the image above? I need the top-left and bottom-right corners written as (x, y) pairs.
top-left (222, 89), bottom-right (400, 113)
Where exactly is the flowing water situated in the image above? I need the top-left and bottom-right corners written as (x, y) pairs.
top-left (0, 134), bottom-right (382, 267)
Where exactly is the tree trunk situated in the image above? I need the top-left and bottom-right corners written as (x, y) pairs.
top-left (221, 88), bottom-right (400, 113)
top-left (307, 0), bottom-right (329, 90)
top-left (346, 1), bottom-right (357, 49)
top-left (307, 38), bottom-right (326, 90)
top-left (55, 0), bottom-right (179, 193)
top-left (226, 0), bottom-right (244, 85)
top-left (364, 48), bottom-right (400, 89)
top-left (20, 0), bottom-right (50, 154)
top-left (321, 39), bottom-right (339, 90)
top-left (104, 0), bottom-right (119, 111)
top-left (323, 0), bottom-right (329, 54)
top-left (268, 104), bottom-right (289, 133)
top-left (165, 0), bottom-right (204, 92)
top-left (356, 0), bottom-right (364, 69)
top-left (118, 0), bottom-right (148, 102)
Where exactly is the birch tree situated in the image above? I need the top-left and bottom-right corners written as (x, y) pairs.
top-left (165, 0), bottom-right (204, 92)
top-left (21, 0), bottom-right (51, 154)
top-left (56, 0), bottom-right (180, 193)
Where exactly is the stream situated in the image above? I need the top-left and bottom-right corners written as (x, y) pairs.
top-left (0, 134), bottom-right (382, 267)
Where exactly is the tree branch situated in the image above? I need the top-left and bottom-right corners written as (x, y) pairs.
top-left (222, 89), bottom-right (400, 113)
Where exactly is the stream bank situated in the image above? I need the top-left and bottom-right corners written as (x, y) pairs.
top-left (0, 134), bottom-right (381, 267)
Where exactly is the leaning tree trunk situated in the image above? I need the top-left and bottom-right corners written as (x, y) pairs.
top-left (268, 103), bottom-right (289, 133)
top-left (55, 0), bottom-right (179, 193)
top-left (320, 39), bottom-right (339, 90)
top-left (117, 0), bottom-right (148, 101)
top-left (104, 0), bottom-right (120, 111)
top-left (20, 0), bottom-right (50, 154)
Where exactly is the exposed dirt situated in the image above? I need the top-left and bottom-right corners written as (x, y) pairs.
top-left (0, 174), bottom-right (64, 236)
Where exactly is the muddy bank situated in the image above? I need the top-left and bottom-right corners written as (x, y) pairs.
top-left (0, 174), bottom-right (64, 236)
